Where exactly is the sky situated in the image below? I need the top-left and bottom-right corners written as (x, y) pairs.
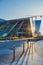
top-left (0, 0), bottom-right (43, 20)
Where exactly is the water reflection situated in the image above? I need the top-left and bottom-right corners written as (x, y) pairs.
top-left (29, 40), bottom-right (43, 65)
top-left (0, 40), bottom-right (43, 65)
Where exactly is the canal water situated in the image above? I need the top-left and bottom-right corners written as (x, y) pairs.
top-left (28, 40), bottom-right (43, 65)
top-left (0, 40), bottom-right (43, 65)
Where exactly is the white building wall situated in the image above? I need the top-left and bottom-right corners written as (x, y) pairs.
top-left (39, 17), bottom-right (43, 35)
top-left (30, 18), bottom-right (36, 36)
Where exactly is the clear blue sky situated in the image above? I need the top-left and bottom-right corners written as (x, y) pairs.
top-left (0, 0), bottom-right (43, 20)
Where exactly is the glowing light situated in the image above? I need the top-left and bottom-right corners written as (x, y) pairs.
top-left (39, 17), bottom-right (43, 35)
top-left (30, 18), bottom-right (36, 36)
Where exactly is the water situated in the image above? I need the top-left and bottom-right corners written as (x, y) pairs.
top-left (31, 40), bottom-right (43, 65)
top-left (0, 40), bottom-right (43, 65)
top-left (35, 40), bottom-right (43, 58)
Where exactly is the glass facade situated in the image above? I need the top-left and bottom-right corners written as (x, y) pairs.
top-left (35, 20), bottom-right (41, 33)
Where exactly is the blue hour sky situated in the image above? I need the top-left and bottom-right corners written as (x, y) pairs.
top-left (0, 0), bottom-right (43, 20)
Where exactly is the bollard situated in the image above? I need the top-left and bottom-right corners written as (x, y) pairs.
top-left (23, 43), bottom-right (25, 53)
top-left (31, 42), bottom-right (33, 55)
top-left (27, 42), bottom-right (29, 49)
top-left (27, 40), bottom-right (29, 49)
top-left (13, 46), bottom-right (15, 61)
top-left (27, 41), bottom-right (29, 49)
top-left (29, 42), bottom-right (31, 53)
top-left (31, 42), bottom-right (33, 60)
top-left (29, 42), bottom-right (32, 53)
